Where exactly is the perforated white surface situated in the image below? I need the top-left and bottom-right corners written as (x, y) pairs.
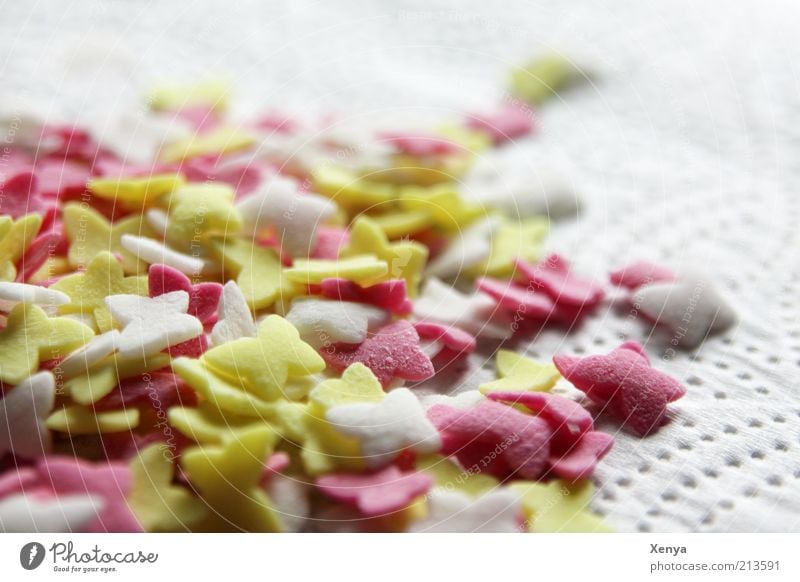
top-left (2, 0), bottom-right (799, 532)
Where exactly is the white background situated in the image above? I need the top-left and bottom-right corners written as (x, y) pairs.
top-left (1, 0), bottom-right (799, 532)
top-left (1, 533), bottom-right (798, 581)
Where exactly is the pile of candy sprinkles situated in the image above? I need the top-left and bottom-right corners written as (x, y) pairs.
top-left (0, 55), bottom-right (736, 532)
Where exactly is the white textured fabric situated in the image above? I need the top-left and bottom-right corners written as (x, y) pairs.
top-left (1, 0), bottom-right (799, 533)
